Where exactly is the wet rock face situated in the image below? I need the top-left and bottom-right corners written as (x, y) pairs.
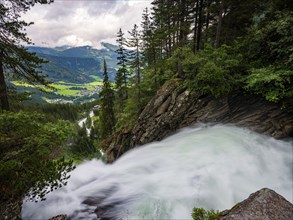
top-left (131, 80), bottom-right (292, 146)
top-left (218, 188), bottom-right (293, 220)
top-left (105, 79), bottom-right (293, 162)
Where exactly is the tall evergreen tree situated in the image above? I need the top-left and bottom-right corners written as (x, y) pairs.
top-left (98, 59), bottom-right (115, 139)
top-left (0, 0), bottom-right (52, 111)
top-left (151, 0), bottom-right (168, 60)
top-left (115, 28), bottom-right (128, 113)
top-left (127, 24), bottom-right (142, 111)
top-left (141, 7), bottom-right (153, 66)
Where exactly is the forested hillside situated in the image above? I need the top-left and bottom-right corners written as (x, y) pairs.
top-left (97, 0), bottom-right (293, 140)
top-left (26, 43), bottom-right (118, 83)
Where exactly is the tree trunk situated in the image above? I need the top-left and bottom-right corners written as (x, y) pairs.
top-left (179, 0), bottom-right (187, 46)
top-left (0, 57), bottom-right (9, 111)
top-left (196, 0), bottom-right (203, 51)
top-left (193, 0), bottom-right (199, 53)
top-left (215, 0), bottom-right (225, 48)
top-left (205, 0), bottom-right (210, 30)
top-left (136, 45), bottom-right (141, 112)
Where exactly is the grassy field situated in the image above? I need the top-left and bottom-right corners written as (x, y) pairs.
top-left (12, 80), bottom-right (103, 97)
top-left (53, 82), bottom-right (102, 96)
top-left (88, 81), bottom-right (103, 86)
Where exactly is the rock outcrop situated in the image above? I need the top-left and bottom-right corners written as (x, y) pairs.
top-left (218, 188), bottom-right (293, 220)
top-left (105, 79), bottom-right (293, 162)
top-left (48, 215), bottom-right (67, 220)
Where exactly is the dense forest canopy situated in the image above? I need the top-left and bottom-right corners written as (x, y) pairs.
top-left (105, 0), bottom-right (293, 133)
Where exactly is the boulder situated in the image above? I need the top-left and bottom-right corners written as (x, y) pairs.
top-left (48, 214), bottom-right (67, 220)
top-left (218, 188), bottom-right (293, 220)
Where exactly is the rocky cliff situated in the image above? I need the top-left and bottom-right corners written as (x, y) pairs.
top-left (104, 79), bottom-right (293, 162)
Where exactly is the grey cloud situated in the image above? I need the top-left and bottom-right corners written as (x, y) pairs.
top-left (22, 0), bottom-right (151, 48)
top-left (44, 1), bottom-right (82, 20)
top-left (86, 0), bottom-right (120, 16)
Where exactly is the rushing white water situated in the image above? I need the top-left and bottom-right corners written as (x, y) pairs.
top-left (78, 110), bottom-right (94, 135)
top-left (22, 124), bottom-right (293, 220)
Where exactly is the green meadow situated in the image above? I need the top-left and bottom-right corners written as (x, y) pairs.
top-left (12, 80), bottom-right (104, 97)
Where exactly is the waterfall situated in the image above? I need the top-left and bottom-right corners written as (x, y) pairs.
top-left (78, 110), bottom-right (94, 135)
top-left (22, 124), bottom-right (293, 219)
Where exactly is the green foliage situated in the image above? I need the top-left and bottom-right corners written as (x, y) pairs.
top-left (0, 1), bottom-right (54, 110)
top-left (70, 125), bottom-right (98, 158)
top-left (192, 207), bottom-right (220, 220)
top-left (115, 28), bottom-right (129, 113)
top-left (194, 61), bottom-right (233, 97)
top-left (98, 60), bottom-right (115, 139)
top-left (245, 67), bottom-right (293, 103)
top-left (12, 102), bottom-right (79, 122)
top-left (105, 1), bottom-right (293, 145)
top-left (114, 90), bottom-right (140, 131)
top-left (85, 115), bottom-right (92, 128)
top-left (243, 10), bottom-right (293, 68)
top-left (168, 45), bottom-right (242, 97)
top-left (0, 111), bottom-right (75, 201)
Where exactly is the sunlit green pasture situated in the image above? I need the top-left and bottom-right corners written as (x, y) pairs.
top-left (12, 80), bottom-right (102, 97)
top-left (88, 81), bottom-right (103, 86)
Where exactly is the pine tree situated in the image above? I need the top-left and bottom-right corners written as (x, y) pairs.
top-left (127, 24), bottom-right (142, 112)
top-left (215, 0), bottom-right (225, 48)
top-left (140, 7), bottom-right (153, 66)
top-left (98, 59), bottom-right (115, 139)
top-left (0, 0), bottom-right (52, 111)
top-left (115, 28), bottom-right (128, 113)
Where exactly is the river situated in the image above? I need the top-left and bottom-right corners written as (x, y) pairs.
top-left (22, 124), bottom-right (293, 219)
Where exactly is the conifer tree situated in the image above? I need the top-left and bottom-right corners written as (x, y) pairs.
top-left (115, 28), bottom-right (128, 113)
top-left (127, 24), bottom-right (142, 111)
top-left (140, 8), bottom-right (152, 65)
top-left (98, 59), bottom-right (115, 139)
top-left (0, 0), bottom-right (52, 111)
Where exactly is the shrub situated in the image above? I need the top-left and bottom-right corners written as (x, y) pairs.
top-left (0, 111), bottom-right (75, 201)
top-left (192, 207), bottom-right (220, 220)
top-left (245, 66), bottom-right (293, 103)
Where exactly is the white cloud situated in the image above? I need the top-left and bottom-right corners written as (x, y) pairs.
top-left (21, 0), bottom-right (152, 48)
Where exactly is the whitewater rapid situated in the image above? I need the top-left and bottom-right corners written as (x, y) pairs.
top-left (22, 124), bottom-right (293, 219)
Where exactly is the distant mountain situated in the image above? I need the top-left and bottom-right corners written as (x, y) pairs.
top-left (26, 43), bottom-right (118, 83)
top-left (37, 54), bottom-right (99, 83)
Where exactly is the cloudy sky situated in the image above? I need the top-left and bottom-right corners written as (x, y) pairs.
top-left (21, 0), bottom-right (152, 48)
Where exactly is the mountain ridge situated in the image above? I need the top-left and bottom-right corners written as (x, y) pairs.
top-left (26, 43), bottom-right (118, 83)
